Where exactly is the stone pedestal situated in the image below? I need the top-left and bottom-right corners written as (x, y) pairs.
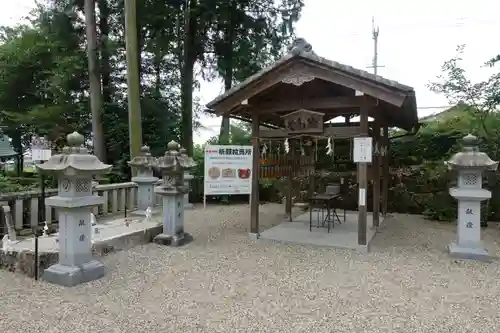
top-left (183, 172), bottom-right (194, 210)
top-left (36, 131), bottom-right (111, 286)
top-left (128, 145), bottom-right (159, 216)
top-left (153, 185), bottom-right (191, 246)
top-left (448, 188), bottom-right (491, 261)
top-left (132, 174), bottom-right (159, 215)
top-left (152, 141), bottom-right (196, 246)
top-left (446, 134), bottom-right (498, 262)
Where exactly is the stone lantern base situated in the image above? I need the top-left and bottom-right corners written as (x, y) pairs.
top-left (448, 242), bottom-right (491, 262)
top-left (153, 186), bottom-right (193, 247)
top-left (153, 232), bottom-right (193, 247)
top-left (43, 260), bottom-right (105, 287)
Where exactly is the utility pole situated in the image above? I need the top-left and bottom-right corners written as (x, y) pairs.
top-left (366, 16), bottom-right (385, 75)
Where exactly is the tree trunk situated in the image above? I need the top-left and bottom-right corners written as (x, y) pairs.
top-left (84, 0), bottom-right (106, 162)
top-left (136, 0), bottom-right (142, 87)
top-left (124, 0), bottom-right (143, 158)
top-left (180, 0), bottom-right (197, 156)
top-left (98, 0), bottom-right (111, 107)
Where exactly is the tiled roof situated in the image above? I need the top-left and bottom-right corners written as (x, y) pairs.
top-left (206, 38), bottom-right (415, 109)
top-left (0, 135), bottom-right (17, 157)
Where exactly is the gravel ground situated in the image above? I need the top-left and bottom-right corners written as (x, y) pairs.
top-left (2, 204), bottom-right (500, 333)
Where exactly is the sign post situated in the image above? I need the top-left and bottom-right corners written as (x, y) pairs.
top-left (353, 137), bottom-right (372, 208)
top-left (30, 136), bottom-right (52, 281)
top-left (31, 136), bottom-right (52, 222)
top-left (204, 145), bottom-right (253, 209)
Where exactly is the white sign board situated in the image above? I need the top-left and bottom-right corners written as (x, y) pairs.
top-left (31, 135), bottom-right (52, 161)
top-left (204, 145), bottom-right (253, 195)
top-left (353, 137), bottom-right (372, 163)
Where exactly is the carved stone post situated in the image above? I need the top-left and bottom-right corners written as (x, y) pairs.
top-left (128, 145), bottom-right (159, 215)
top-left (36, 132), bottom-right (111, 286)
top-left (153, 141), bottom-right (196, 246)
top-left (447, 134), bottom-right (498, 261)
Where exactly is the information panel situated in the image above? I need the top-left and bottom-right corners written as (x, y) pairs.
top-left (353, 137), bottom-right (373, 163)
top-left (204, 145), bottom-right (253, 195)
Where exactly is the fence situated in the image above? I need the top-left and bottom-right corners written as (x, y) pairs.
top-left (0, 182), bottom-right (162, 237)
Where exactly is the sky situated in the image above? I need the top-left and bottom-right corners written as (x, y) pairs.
top-left (3, 0), bottom-right (500, 144)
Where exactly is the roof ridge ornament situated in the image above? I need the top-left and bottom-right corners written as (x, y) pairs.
top-left (281, 38), bottom-right (318, 86)
top-left (287, 38), bottom-right (315, 56)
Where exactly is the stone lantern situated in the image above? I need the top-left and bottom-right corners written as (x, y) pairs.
top-left (179, 148), bottom-right (194, 210)
top-left (128, 145), bottom-right (158, 216)
top-left (446, 134), bottom-right (498, 261)
top-left (154, 140), bottom-right (196, 246)
top-left (36, 131), bottom-right (111, 286)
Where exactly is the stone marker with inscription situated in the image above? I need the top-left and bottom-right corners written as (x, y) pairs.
top-left (446, 134), bottom-right (498, 261)
top-left (128, 145), bottom-right (159, 216)
top-left (36, 132), bottom-right (111, 286)
top-left (154, 141), bottom-right (196, 246)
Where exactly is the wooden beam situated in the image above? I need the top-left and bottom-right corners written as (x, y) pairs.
top-left (302, 63), bottom-right (407, 107)
top-left (229, 95), bottom-right (375, 116)
top-left (260, 125), bottom-right (366, 139)
top-left (358, 105), bottom-right (369, 246)
top-left (212, 61), bottom-right (296, 114)
top-left (250, 113), bottom-right (260, 237)
top-left (382, 126), bottom-right (389, 216)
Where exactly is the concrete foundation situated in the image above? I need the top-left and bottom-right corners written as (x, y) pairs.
top-left (448, 241), bottom-right (492, 262)
top-left (0, 217), bottom-right (162, 279)
top-left (43, 260), bottom-right (105, 287)
top-left (259, 210), bottom-right (383, 252)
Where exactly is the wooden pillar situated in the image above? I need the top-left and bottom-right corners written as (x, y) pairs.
top-left (358, 106), bottom-right (369, 246)
top-left (286, 147), bottom-right (292, 221)
top-left (372, 121), bottom-right (381, 228)
top-left (285, 140), bottom-right (294, 221)
top-left (382, 125), bottom-right (389, 216)
top-left (250, 113), bottom-right (260, 236)
top-left (286, 175), bottom-right (293, 221)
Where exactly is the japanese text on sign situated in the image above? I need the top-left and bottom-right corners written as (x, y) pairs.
top-left (204, 145), bottom-right (253, 196)
top-left (217, 148), bottom-right (252, 156)
top-left (353, 137), bottom-right (372, 163)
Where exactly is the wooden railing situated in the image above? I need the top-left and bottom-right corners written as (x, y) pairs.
top-left (0, 182), bottom-right (162, 236)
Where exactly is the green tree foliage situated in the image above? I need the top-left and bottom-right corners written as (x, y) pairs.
top-left (0, 0), bottom-right (303, 181)
top-left (209, 0), bottom-right (304, 144)
top-left (428, 45), bottom-right (500, 141)
top-left (0, 8), bottom-right (88, 157)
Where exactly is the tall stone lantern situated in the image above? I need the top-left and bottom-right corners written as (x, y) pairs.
top-left (128, 145), bottom-right (158, 216)
top-left (446, 134), bottom-right (498, 261)
top-left (154, 141), bottom-right (196, 246)
top-left (180, 148), bottom-right (194, 210)
top-left (36, 132), bottom-right (111, 286)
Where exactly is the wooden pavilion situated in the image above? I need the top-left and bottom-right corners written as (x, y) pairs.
top-left (205, 38), bottom-right (418, 247)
